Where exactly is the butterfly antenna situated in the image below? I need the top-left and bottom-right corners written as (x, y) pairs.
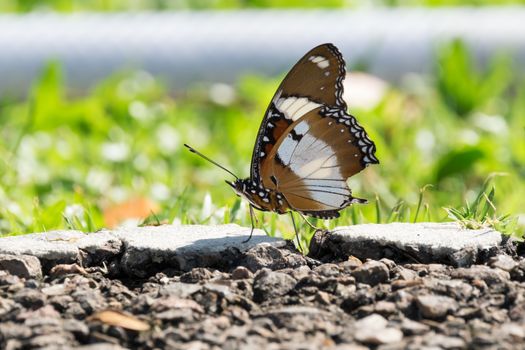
top-left (184, 144), bottom-right (239, 180)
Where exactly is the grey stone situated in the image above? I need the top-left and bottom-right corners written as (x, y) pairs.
top-left (0, 297), bottom-right (17, 318)
top-left (489, 254), bottom-right (518, 272)
top-left (374, 301), bottom-right (397, 315)
top-left (77, 345), bottom-right (128, 350)
top-left (0, 254), bottom-right (42, 279)
top-left (354, 314), bottom-right (403, 345)
top-left (351, 261), bottom-right (389, 286)
top-left (400, 319), bottom-right (430, 335)
top-left (423, 278), bottom-right (474, 300)
top-left (231, 266), bottom-right (253, 280)
top-left (424, 333), bottom-right (466, 349)
top-left (254, 305), bottom-right (332, 330)
top-left (29, 333), bottom-right (74, 348)
top-left (327, 222), bottom-right (502, 266)
top-left (13, 288), bottom-right (46, 309)
top-left (63, 318), bottom-right (90, 337)
top-left (500, 323), bottom-right (525, 340)
top-left (161, 282), bottom-right (203, 298)
top-left (242, 243), bottom-right (307, 272)
top-left (451, 265), bottom-right (510, 285)
top-left (510, 260), bottom-right (525, 281)
top-left (313, 263), bottom-right (341, 277)
top-left (180, 267), bottom-right (217, 283)
top-left (415, 295), bottom-right (458, 319)
top-left (253, 269), bottom-right (296, 302)
top-left (393, 266), bottom-right (419, 280)
top-left (41, 284), bottom-right (67, 296)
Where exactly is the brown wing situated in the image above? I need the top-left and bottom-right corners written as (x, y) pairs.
top-left (250, 43), bottom-right (348, 181)
top-left (261, 106), bottom-right (378, 217)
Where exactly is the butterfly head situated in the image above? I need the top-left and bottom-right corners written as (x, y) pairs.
top-left (226, 178), bottom-right (254, 199)
top-left (225, 178), bottom-right (270, 211)
top-left (225, 179), bottom-right (244, 196)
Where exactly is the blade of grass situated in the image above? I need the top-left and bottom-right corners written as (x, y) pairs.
top-left (414, 185), bottom-right (433, 223)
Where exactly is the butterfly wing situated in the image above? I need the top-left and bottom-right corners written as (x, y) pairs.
top-left (262, 106), bottom-right (378, 218)
top-left (250, 43), bottom-right (348, 185)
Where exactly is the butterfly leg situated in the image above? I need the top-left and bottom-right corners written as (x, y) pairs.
top-left (242, 204), bottom-right (257, 243)
top-left (296, 210), bottom-right (327, 233)
top-left (289, 211), bottom-right (303, 252)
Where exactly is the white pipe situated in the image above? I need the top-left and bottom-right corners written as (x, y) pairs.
top-left (0, 8), bottom-right (524, 96)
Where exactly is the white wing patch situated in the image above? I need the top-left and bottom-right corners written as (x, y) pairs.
top-left (275, 97), bottom-right (321, 121)
top-left (308, 55), bottom-right (330, 69)
top-left (277, 134), bottom-right (296, 165)
top-left (290, 137), bottom-right (341, 180)
top-left (276, 119), bottom-right (342, 181)
top-left (275, 117), bottom-right (352, 210)
top-left (294, 120), bottom-right (309, 135)
top-left (296, 158), bottom-right (331, 178)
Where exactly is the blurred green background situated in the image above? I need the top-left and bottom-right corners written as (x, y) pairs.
top-left (1, 0), bottom-right (525, 11)
top-left (0, 1), bottom-right (524, 248)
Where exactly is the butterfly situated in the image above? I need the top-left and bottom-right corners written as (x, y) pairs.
top-left (185, 43), bottom-right (378, 242)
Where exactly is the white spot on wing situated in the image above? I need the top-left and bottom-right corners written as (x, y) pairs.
top-left (275, 97), bottom-right (321, 121)
top-left (309, 55), bottom-right (324, 62)
top-left (308, 56), bottom-right (330, 69)
top-left (276, 97), bottom-right (295, 111)
top-left (317, 60), bottom-right (330, 69)
top-left (293, 102), bottom-right (320, 121)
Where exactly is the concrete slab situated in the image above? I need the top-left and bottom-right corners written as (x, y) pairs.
top-left (323, 222), bottom-right (502, 267)
top-left (0, 223), bottom-right (504, 275)
top-left (115, 224), bottom-right (284, 276)
top-left (0, 230), bottom-right (85, 262)
top-left (0, 224), bottom-right (284, 276)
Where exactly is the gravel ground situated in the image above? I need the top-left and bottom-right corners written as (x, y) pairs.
top-left (1, 236), bottom-right (525, 350)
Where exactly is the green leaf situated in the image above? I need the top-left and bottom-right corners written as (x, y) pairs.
top-left (435, 147), bottom-right (485, 182)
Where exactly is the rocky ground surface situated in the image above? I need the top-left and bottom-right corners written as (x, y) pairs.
top-left (0, 225), bottom-right (524, 349)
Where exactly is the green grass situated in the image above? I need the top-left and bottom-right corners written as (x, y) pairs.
top-left (0, 40), bottom-right (524, 249)
top-left (1, 0), bottom-right (525, 12)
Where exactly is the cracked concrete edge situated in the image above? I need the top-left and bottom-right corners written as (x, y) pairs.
top-left (0, 224), bottom-right (285, 277)
top-left (113, 224), bottom-right (286, 276)
top-left (326, 222), bottom-right (503, 266)
top-left (0, 222), bottom-right (507, 278)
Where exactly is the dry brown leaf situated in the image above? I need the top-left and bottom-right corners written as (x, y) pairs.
top-left (103, 197), bottom-right (160, 228)
top-left (89, 310), bottom-right (150, 332)
top-left (50, 263), bottom-right (88, 276)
